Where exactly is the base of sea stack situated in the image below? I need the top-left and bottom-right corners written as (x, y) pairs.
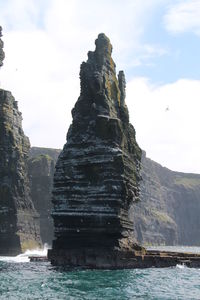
top-left (48, 248), bottom-right (200, 269)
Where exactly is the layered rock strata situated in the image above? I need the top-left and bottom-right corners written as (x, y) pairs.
top-left (28, 147), bottom-right (60, 245)
top-left (134, 151), bottom-right (200, 246)
top-left (0, 28), bottom-right (41, 255)
top-left (34, 147), bottom-right (200, 247)
top-left (49, 33), bottom-right (143, 266)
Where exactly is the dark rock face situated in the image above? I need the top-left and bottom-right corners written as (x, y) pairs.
top-left (134, 152), bottom-right (200, 246)
top-left (28, 147), bottom-right (200, 248)
top-left (134, 152), bottom-right (178, 246)
top-left (0, 28), bottom-right (41, 255)
top-left (28, 147), bottom-right (60, 245)
top-left (49, 33), bottom-right (142, 266)
top-left (0, 26), bottom-right (5, 68)
top-left (30, 147), bottom-right (60, 162)
top-left (0, 90), bottom-right (42, 255)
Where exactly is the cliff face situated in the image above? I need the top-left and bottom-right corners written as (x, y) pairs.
top-left (28, 147), bottom-right (60, 245)
top-left (31, 147), bottom-right (200, 247)
top-left (49, 33), bottom-right (142, 266)
top-left (0, 28), bottom-right (41, 255)
top-left (30, 147), bottom-right (60, 162)
top-left (0, 91), bottom-right (41, 255)
top-left (134, 152), bottom-right (178, 246)
top-left (171, 176), bottom-right (200, 245)
top-left (0, 27), bottom-right (5, 67)
top-left (134, 152), bottom-right (200, 246)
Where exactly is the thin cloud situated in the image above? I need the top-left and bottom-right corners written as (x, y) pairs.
top-left (0, 0), bottom-right (166, 149)
top-left (0, 0), bottom-right (199, 173)
top-left (164, 0), bottom-right (200, 35)
top-left (127, 77), bottom-right (200, 173)
top-left (128, 44), bottom-right (169, 68)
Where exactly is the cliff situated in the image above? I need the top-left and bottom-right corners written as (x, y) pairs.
top-left (1, 24), bottom-right (199, 256)
top-left (0, 28), bottom-right (41, 255)
top-left (49, 33), bottom-right (143, 266)
top-left (31, 147), bottom-right (200, 247)
top-left (0, 90), bottom-right (42, 255)
top-left (28, 147), bottom-right (60, 245)
top-left (134, 151), bottom-right (200, 246)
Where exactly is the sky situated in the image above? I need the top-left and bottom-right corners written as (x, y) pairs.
top-left (0, 0), bottom-right (200, 173)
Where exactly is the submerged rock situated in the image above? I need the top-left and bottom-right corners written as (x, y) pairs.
top-left (0, 28), bottom-right (41, 255)
top-left (49, 33), bottom-right (142, 267)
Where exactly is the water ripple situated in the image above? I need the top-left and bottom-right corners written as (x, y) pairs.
top-left (0, 248), bottom-right (200, 300)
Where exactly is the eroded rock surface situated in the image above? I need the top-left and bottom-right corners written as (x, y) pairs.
top-left (32, 146), bottom-right (200, 248)
top-left (28, 147), bottom-right (60, 245)
top-left (0, 26), bottom-right (5, 68)
top-left (134, 152), bottom-right (178, 246)
top-left (0, 91), bottom-right (41, 254)
top-left (0, 28), bottom-right (41, 255)
top-left (134, 151), bottom-right (200, 246)
top-left (49, 34), bottom-right (142, 266)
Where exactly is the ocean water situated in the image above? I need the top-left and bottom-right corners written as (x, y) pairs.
top-left (0, 247), bottom-right (200, 300)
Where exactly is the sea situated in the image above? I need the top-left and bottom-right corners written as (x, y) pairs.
top-left (0, 246), bottom-right (200, 300)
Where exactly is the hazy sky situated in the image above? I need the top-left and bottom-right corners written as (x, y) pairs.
top-left (0, 0), bottom-right (200, 173)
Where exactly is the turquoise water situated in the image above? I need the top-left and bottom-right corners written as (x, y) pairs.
top-left (0, 247), bottom-right (200, 299)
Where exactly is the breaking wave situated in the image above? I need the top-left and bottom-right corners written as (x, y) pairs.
top-left (0, 243), bottom-right (49, 263)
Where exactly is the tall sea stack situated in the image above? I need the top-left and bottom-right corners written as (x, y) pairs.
top-left (49, 34), bottom-right (143, 267)
top-left (0, 27), bottom-right (41, 255)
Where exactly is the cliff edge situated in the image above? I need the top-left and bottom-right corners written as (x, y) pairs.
top-left (0, 27), bottom-right (41, 255)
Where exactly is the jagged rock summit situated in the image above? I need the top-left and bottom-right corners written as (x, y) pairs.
top-left (49, 33), bottom-right (143, 267)
top-left (0, 27), bottom-right (41, 255)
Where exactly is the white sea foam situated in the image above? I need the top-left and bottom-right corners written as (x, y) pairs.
top-left (0, 243), bottom-right (49, 263)
top-left (147, 246), bottom-right (200, 254)
top-left (176, 264), bottom-right (186, 269)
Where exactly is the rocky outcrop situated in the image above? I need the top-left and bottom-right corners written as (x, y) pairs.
top-left (171, 176), bottom-right (200, 245)
top-left (0, 26), bottom-right (5, 68)
top-left (0, 28), bottom-right (41, 255)
top-left (30, 147), bottom-right (60, 162)
top-left (49, 33), bottom-right (142, 266)
top-left (134, 151), bottom-right (200, 246)
top-left (32, 147), bottom-right (200, 247)
top-left (28, 147), bottom-right (60, 245)
top-left (134, 152), bottom-right (178, 246)
top-left (0, 91), bottom-right (42, 255)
